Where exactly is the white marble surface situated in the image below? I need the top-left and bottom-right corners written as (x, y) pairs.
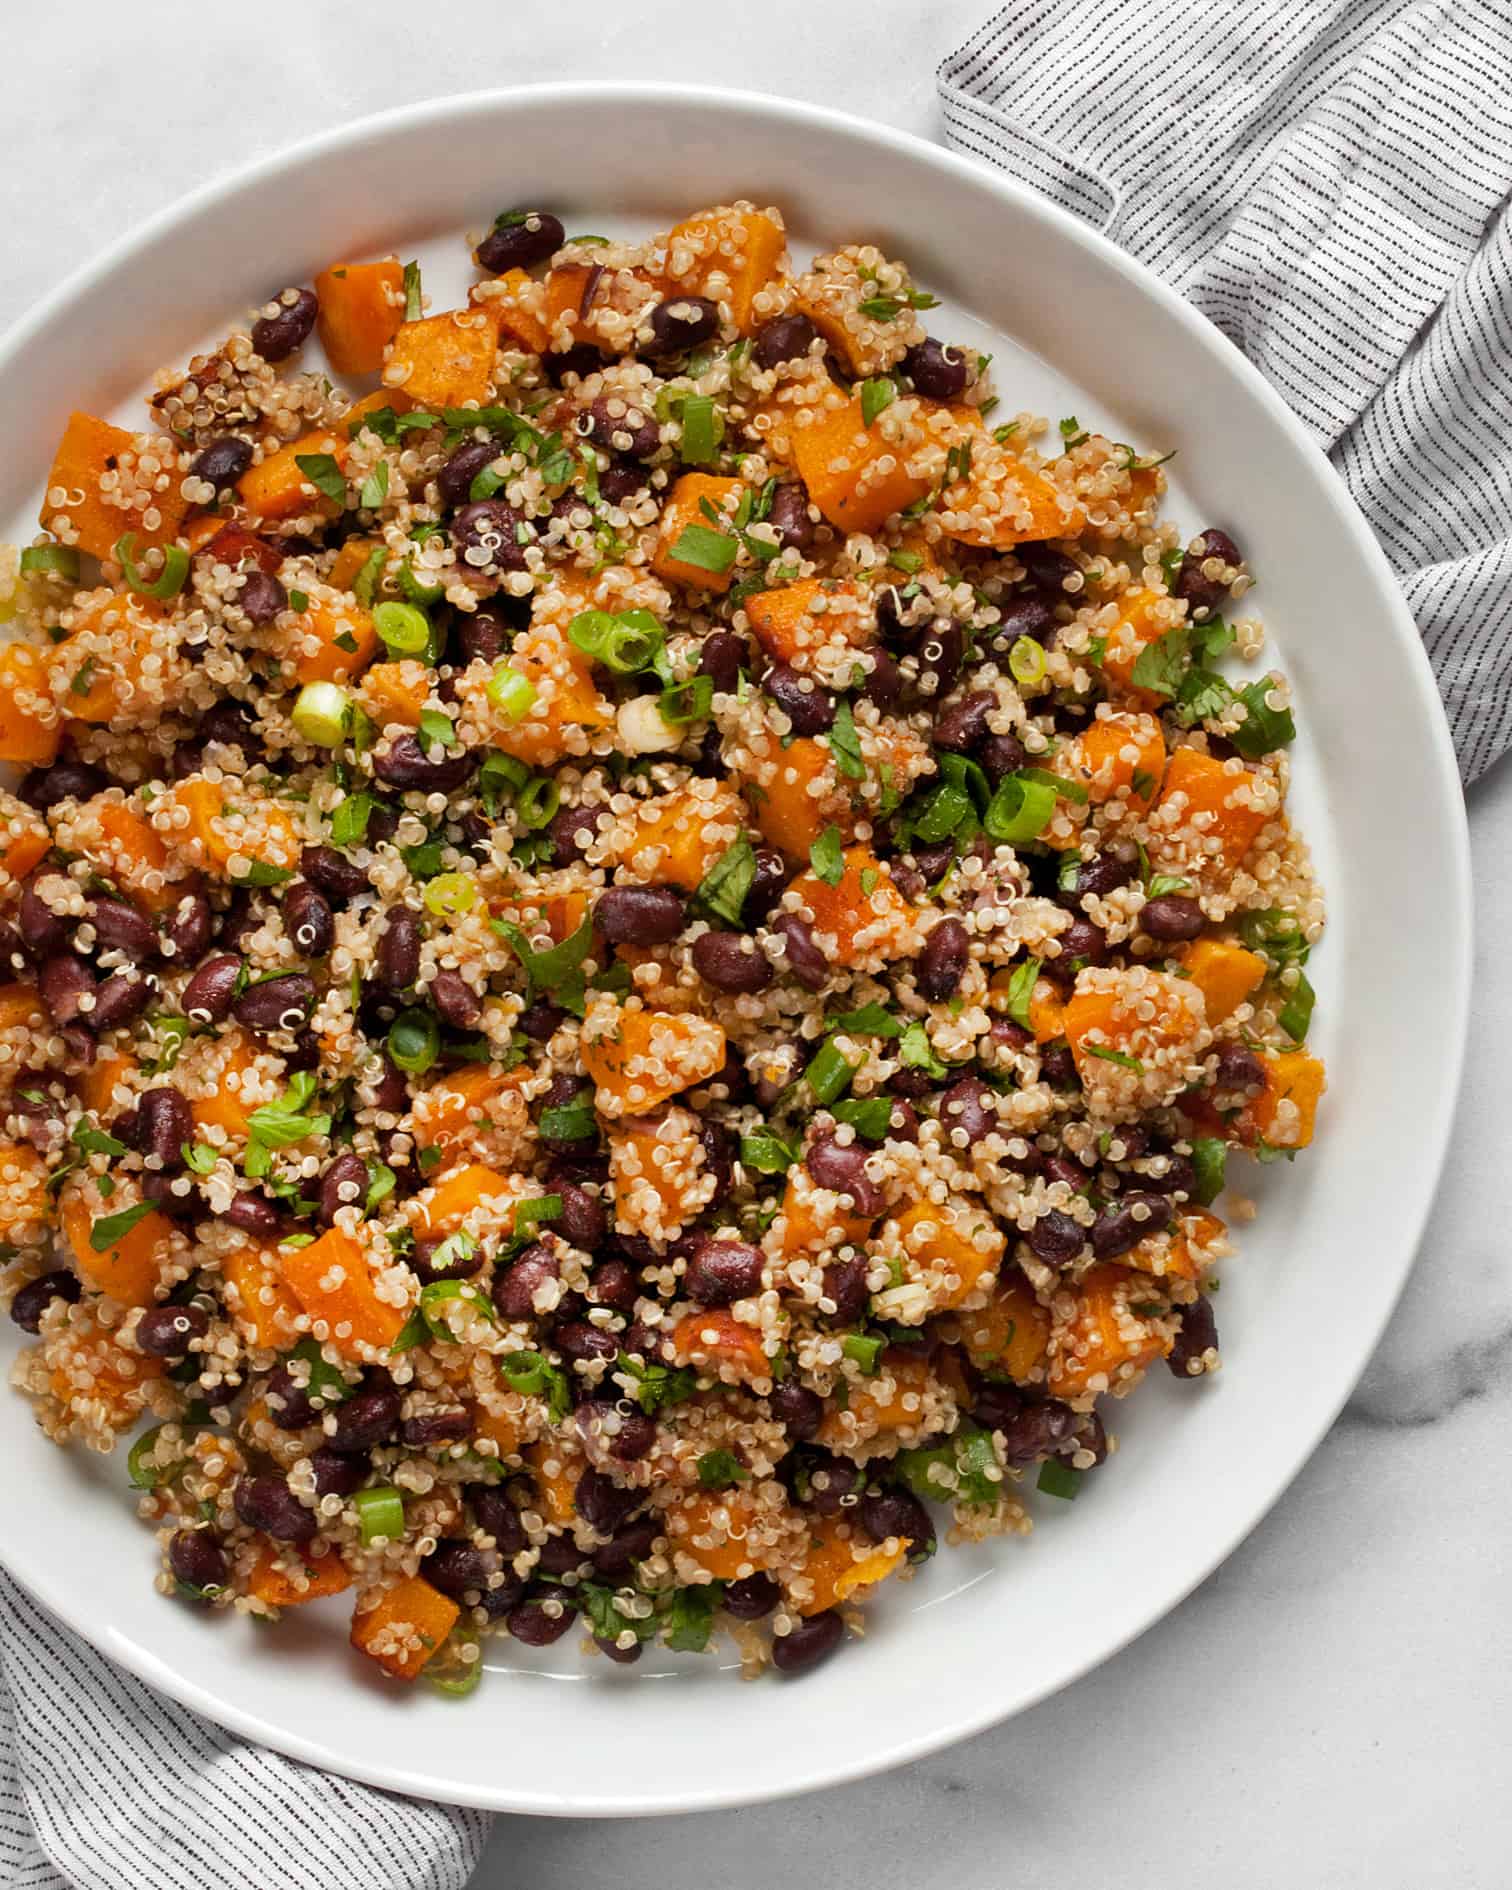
top-left (6, 4), bottom-right (1509, 1884)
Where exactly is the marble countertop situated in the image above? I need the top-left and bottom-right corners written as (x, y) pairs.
top-left (7, 5), bottom-right (1508, 1883)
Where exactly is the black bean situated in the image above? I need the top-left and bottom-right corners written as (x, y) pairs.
top-left (752, 313), bottom-right (820, 370)
top-left (159, 890), bottom-right (212, 964)
top-left (772, 913), bottom-right (827, 991)
top-left (233, 1473), bottom-right (315, 1543)
top-left (263, 1363), bottom-right (319, 1430)
top-left (138, 1087), bottom-right (192, 1170)
top-left (90, 971), bottom-right (152, 1032)
top-left (189, 437), bottom-right (253, 491)
top-left (403, 1230), bottom-right (481, 1286)
top-left (282, 882), bottom-right (333, 958)
top-left (823, 1255), bottom-right (870, 1323)
top-left (372, 731), bottom-right (477, 793)
top-left (579, 395), bottom-right (659, 460)
top-left (1019, 545), bottom-right (1079, 600)
top-left (932, 690), bottom-right (995, 755)
top-left (132, 1300), bottom-right (205, 1360)
top-left (20, 884), bottom-right (68, 959)
top-left (476, 210), bottom-right (564, 274)
top-left (1064, 852), bottom-right (1133, 902)
top-left (937, 1076), bottom-right (995, 1145)
top-left (299, 845), bottom-right (369, 904)
top-left (238, 570), bottom-right (287, 626)
top-left (970, 1380), bottom-right (1026, 1434)
top-left (1028, 1208), bottom-right (1085, 1265)
top-left (317, 1151), bottom-right (369, 1227)
top-left (470, 1486), bottom-right (526, 1555)
top-left (251, 287), bottom-right (318, 362)
top-left (578, 1399), bottom-right (657, 1461)
top-left (437, 439), bottom-right (498, 510)
top-left (990, 593), bottom-right (1059, 657)
top-left (19, 758), bottom-right (104, 814)
top-left (402, 1408), bottom-right (472, 1446)
top-left (697, 1122), bottom-right (736, 1199)
top-left (767, 481), bottom-right (814, 552)
top-left (538, 1532), bottom-right (590, 1576)
top-left (1173, 528), bottom-right (1243, 618)
top-left (140, 1171), bottom-right (193, 1217)
top-left (903, 337), bottom-right (970, 401)
top-left (575, 1465), bottom-right (641, 1535)
top-left (425, 1539), bottom-right (499, 1602)
top-left (555, 1181), bottom-right (606, 1251)
top-left (9, 1269), bottom-right (81, 1332)
top-left (1215, 1041), bottom-right (1266, 1091)
top-left (547, 341), bottom-right (607, 385)
top-left (375, 909), bottom-right (421, 991)
top-left (223, 1191), bottom-right (282, 1237)
top-left (764, 664), bottom-right (835, 736)
top-left (693, 630), bottom-right (744, 698)
top-left (805, 1453), bottom-right (865, 1515)
top-left (861, 647), bottom-right (904, 711)
top-left (980, 732), bottom-right (1028, 783)
top-left (451, 498), bottom-right (529, 577)
top-left (1044, 916), bottom-right (1107, 987)
top-left (581, 1262), bottom-right (632, 1323)
top-left (499, 1010), bottom-right (558, 1066)
top-left (1069, 1408), bottom-right (1109, 1467)
top-left (772, 1609), bottom-right (844, 1674)
top-left (556, 1320), bottom-right (620, 1364)
top-left (491, 1243), bottom-right (559, 1321)
top-left (1140, 894), bottom-right (1205, 942)
top-left (544, 800), bottom-right (601, 868)
top-left (1040, 1042), bottom-right (1080, 1090)
top-left (233, 973), bottom-right (314, 1035)
top-left (912, 621), bottom-right (963, 700)
top-left (645, 294), bottom-right (720, 356)
top-left (594, 884), bottom-right (684, 947)
top-left (995, 1398), bottom-right (1079, 1467)
top-left (508, 1585), bottom-right (578, 1646)
top-left (169, 1530), bottom-right (228, 1596)
top-left (717, 1572), bottom-right (777, 1621)
top-left (806, 1135), bottom-right (884, 1217)
top-left (1091, 1191), bottom-right (1172, 1260)
top-left (596, 460), bottom-right (647, 506)
top-left (685, 1239), bottom-right (764, 1306)
top-left (422, 970), bottom-right (478, 1033)
top-left (860, 1486), bottom-right (935, 1557)
top-left (1169, 1295), bottom-right (1219, 1377)
top-left (182, 953), bottom-right (241, 1023)
top-left (328, 1381), bottom-right (402, 1452)
top-left (691, 930), bottom-right (772, 995)
top-left (305, 1447), bottom-right (363, 1499)
top-left (591, 1515), bottom-right (660, 1578)
top-left (745, 848), bottom-right (789, 925)
top-left (455, 603), bottom-right (512, 668)
top-left (917, 917), bottom-right (969, 1002)
top-left (767, 1383), bottom-right (823, 1443)
top-left (1044, 1153), bottom-right (1089, 1193)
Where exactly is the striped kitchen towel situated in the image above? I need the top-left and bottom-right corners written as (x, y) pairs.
top-left (0, 1572), bottom-right (488, 1890)
top-left (940, 0), bottom-right (1512, 784)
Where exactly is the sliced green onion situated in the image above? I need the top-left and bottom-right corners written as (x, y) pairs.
top-left (115, 533), bottom-right (189, 601)
top-left (291, 681), bottom-right (351, 748)
top-left (388, 1007), bottom-right (439, 1074)
top-left (478, 750), bottom-right (530, 816)
top-left (20, 544), bottom-right (80, 580)
top-left (659, 675), bottom-right (713, 725)
top-left (486, 664), bottom-right (537, 723)
top-left (804, 1038), bottom-right (856, 1106)
top-left (396, 559), bottom-right (445, 608)
top-left (567, 607), bottom-right (664, 674)
top-left (500, 1349), bottom-right (571, 1420)
top-left (428, 1649), bottom-right (483, 1698)
top-left (1278, 970), bottom-right (1316, 1043)
top-left (353, 1485), bottom-right (405, 1544)
top-left (516, 777), bottom-right (560, 830)
top-left (422, 872), bottom-right (478, 918)
top-left (842, 1332), bottom-right (885, 1374)
top-left (373, 599), bottom-right (431, 656)
top-left (679, 395), bottom-right (721, 467)
top-left (1021, 764), bottom-right (1088, 806)
top-left (403, 260), bottom-right (423, 321)
top-left (1036, 1460), bottom-right (1082, 1501)
top-left (127, 1423), bottom-right (188, 1490)
top-left (983, 773), bottom-right (1059, 844)
top-left (1008, 636), bottom-right (1047, 687)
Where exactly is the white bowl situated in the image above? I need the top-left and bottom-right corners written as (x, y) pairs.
top-left (0, 85), bottom-right (1471, 1816)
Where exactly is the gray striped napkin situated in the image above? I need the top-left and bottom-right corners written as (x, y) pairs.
top-left (940, 0), bottom-right (1512, 783)
top-left (0, 1573), bottom-right (488, 1889)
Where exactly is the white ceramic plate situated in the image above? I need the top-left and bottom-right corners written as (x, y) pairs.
top-left (0, 86), bottom-right (1471, 1816)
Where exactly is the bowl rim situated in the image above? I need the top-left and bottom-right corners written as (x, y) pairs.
top-left (0, 79), bottom-right (1472, 1816)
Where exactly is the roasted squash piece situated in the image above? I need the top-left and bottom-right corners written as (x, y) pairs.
top-left (650, 474), bottom-right (743, 593)
top-left (382, 306), bottom-right (499, 408)
top-left (1047, 1263), bottom-right (1172, 1399)
top-left (350, 1576), bottom-right (459, 1680)
top-left (790, 393), bottom-right (934, 536)
top-left (581, 1006), bottom-right (727, 1117)
top-left (39, 411), bottom-right (188, 558)
top-left (314, 258), bottom-right (406, 375)
top-left (280, 1226), bottom-right (407, 1357)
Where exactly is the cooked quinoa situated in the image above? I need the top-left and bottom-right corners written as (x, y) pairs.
top-left (0, 198), bottom-right (1326, 1688)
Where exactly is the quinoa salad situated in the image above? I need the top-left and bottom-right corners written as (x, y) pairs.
top-left (0, 199), bottom-right (1326, 1689)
